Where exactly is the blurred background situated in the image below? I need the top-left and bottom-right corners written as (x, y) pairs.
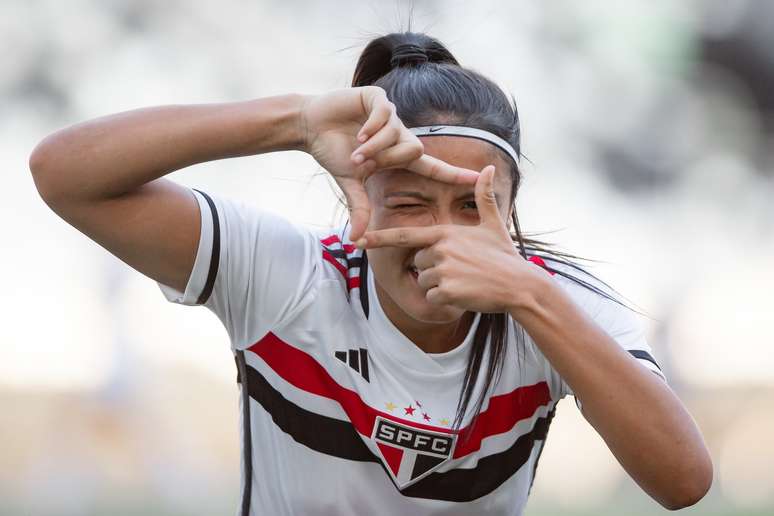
top-left (3, 0), bottom-right (773, 514)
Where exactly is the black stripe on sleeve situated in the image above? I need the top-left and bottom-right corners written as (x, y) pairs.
top-left (628, 349), bottom-right (662, 371)
top-left (192, 189), bottom-right (220, 305)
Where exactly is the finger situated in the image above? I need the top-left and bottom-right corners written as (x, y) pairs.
top-left (416, 267), bottom-right (441, 290)
top-left (365, 139), bottom-right (424, 171)
top-left (351, 114), bottom-right (401, 163)
top-left (412, 247), bottom-right (436, 271)
top-left (339, 178), bottom-right (371, 242)
top-left (407, 153), bottom-right (480, 185)
top-left (354, 90), bottom-right (393, 146)
top-left (474, 164), bottom-right (503, 228)
top-left (357, 225), bottom-right (444, 249)
top-left (426, 285), bottom-right (451, 306)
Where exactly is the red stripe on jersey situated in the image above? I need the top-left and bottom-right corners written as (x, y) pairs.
top-left (453, 381), bottom-right (551, 458)
top-left (321, 251), bottom-right (360, 290)
top-left (322, 250), bottom-right (348, 276)
top-left (528, 255), bottom-right (555, 275)
top-left (320, 234), bottom-right (340, 246)
top-left (321, 234), bottom-right (355, 253)
top-left (247, 332), bottom-right (551, 459)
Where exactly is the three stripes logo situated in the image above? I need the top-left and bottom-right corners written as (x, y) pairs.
top-left (334, 348), bottom-right (369, 382)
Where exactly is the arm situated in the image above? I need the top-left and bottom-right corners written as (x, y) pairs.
top-left (359, 165), bottom-right (713, 510)
top-left (29, 94), bottom-right (307, 292)
top-left (508, 272), bottom-right (713, 510)
top-left (29, 86), bottom-right (476, 293)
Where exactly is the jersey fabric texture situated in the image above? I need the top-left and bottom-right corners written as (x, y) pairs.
top-left (157, 188), bottom-right (667, 516)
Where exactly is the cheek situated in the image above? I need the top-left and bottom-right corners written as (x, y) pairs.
top-left (367, 247), bottom-right (405, 278)
top-left (377, 209), bottom-right (436, 228)
top-left (367, 207), bottom-right (390, 231)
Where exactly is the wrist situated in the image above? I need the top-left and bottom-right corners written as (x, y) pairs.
top-left (244, 93), bottom-right (309, 154)
top-left (506, 265), bottom-right (556, 318)
top-left (294, 93), bottom-right (313, 153)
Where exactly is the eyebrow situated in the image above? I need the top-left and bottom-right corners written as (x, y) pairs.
top-left (384, 191), bottom-right (433, 202)
top-left (384, 191), bottom-right (501, 204)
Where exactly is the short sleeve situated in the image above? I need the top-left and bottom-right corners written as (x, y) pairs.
top-left (539, 262), bottom-right (668, 411)
top-left (156, 188), bottom-right (320, 349)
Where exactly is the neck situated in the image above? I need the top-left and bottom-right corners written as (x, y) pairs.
top-left (374, 280), bottom-right (474, 354)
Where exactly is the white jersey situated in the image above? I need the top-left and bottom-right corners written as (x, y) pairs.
top-left (157, 188), bottom-right (667, 516)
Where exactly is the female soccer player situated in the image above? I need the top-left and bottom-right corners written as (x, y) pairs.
top-left (29, 31), bottom-right (712, 515)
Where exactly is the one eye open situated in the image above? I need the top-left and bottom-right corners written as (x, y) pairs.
top-left (461, 200), bottom-right (478, 210)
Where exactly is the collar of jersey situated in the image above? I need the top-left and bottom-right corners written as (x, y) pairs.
top-left (365, 260), bottom-right (482, 376)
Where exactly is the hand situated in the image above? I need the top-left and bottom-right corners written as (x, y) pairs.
top-left (357, 165), bottom-right (543, 313)
top-left (300, 86), bottom-right (481, 241)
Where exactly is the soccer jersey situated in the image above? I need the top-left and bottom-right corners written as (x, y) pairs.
top-left (157, 188), bottom-right (667, 516)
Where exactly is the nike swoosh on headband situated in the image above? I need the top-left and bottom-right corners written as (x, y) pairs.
top-left (408, 125), bottom-right (520, 164)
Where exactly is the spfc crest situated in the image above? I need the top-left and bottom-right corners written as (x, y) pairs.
top-left (372, 416), bottom-right (457, 489)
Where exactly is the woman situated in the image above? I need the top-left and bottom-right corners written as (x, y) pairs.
top-left (30, 31), bottom-right (712, 515)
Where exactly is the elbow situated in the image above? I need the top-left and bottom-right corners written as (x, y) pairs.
top-left (29, 135), bottom-right (64, 205)
top-left (660, 452), bottom-right (714, 511)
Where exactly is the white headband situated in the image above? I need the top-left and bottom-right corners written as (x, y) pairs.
top-left (408, 125), bottom-right (520, 164)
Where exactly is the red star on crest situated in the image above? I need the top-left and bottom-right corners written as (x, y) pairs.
top-left (404, 405), bottom-right (416, 416)
top-left (422, 413), bottom-right (431, 422)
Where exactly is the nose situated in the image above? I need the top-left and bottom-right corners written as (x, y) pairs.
top-left (433, 207), bottom-right (454, 226)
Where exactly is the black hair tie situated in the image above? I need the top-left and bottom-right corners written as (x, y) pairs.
top-left (390, 43), bottom-right (429, 68)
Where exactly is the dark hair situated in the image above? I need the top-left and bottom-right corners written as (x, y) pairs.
top-left (350, 31), bottom-right (645, 438)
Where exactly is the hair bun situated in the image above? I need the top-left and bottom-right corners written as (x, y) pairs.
top-left (390, 43), bottom-right (429, 68)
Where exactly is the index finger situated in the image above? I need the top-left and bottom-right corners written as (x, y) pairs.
top-left (356, 225), bottom-right (444, 250)
top-left (406, 153), bottom-right (480, 185)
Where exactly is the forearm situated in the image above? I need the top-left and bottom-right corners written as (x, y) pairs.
top-left (509, 272), bottom-right (712, 510)
top-left (29, 93), bottom-right (307, 202)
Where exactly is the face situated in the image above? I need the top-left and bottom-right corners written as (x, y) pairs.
top-left (364, 136), bottom-right (514, 326)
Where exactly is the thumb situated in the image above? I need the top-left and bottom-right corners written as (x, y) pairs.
top-left (340, 178), bottom-right (371, 243)
top-left (474, 164), bottom-right (502, 228)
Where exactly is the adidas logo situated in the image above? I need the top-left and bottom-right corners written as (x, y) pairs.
top-left (335, 348), bottom-right (370, 382)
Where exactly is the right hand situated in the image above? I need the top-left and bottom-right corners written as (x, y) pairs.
top-left (299, 86), bottom-right (481, 242)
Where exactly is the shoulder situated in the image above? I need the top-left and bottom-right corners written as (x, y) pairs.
top-left (528, 253), bottom-right (633, 317)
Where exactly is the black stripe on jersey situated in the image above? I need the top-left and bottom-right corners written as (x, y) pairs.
top-left (324, 248), bottom-right (348, 259)
top-left (628, 349), bottom-right (662, 371)
top-left (241, 361), bottom-right (551, 501)
top-left (528, 404), bottom-right (557, 495)
top-left (400, 410), bottom-right (553, 501)
top-left (235, 351), bottom-right (254, 516)
top-left (322, 249), bottom-right (364, 271)
top-left (359, 251), bottom-right (370, 318)
top-left (324, 248), bottom-right (364, 266)
top-left (192, 189), bottom-right (220, 305)
top-left (244, 362), bottom-right (376, 462)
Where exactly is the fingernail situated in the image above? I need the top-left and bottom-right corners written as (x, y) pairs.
top-left (354, 238), bottom-right (367, 248)
top-left (358, 133), bottom-right (367, 142)
top-left (353, 153), bottom-right (364, 164)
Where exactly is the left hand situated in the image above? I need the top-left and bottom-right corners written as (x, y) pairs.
top-left (356, 165), bottom-right (543, 313)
